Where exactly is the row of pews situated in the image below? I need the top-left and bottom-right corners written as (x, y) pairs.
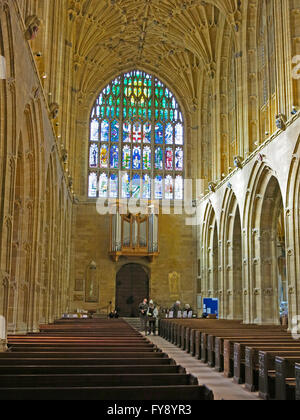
top-left (159, 319), bottom-right (300, 400)
top-left (0, 318), bottom-right (214, 400)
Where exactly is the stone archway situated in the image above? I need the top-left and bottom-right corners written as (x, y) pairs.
top-left (251, 171), bottom-right (285, 325)
top-left (116, 264), bottom-right (149, 317)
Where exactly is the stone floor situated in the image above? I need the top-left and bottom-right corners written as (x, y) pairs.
top-left (145, 334), bottom-right (262, 401)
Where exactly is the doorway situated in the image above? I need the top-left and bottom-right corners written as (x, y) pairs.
top-left (116, 264), bottom-right (149, 317)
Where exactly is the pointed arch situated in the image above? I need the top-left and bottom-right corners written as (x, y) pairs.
top-left (244, 162), bottom-right (286, 325)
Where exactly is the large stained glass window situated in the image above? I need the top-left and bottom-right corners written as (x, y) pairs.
top-left (88, 70), bottom-right (184, 199)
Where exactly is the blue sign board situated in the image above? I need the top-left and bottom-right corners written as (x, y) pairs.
top-left (203, 298), bottom-right (219, 317)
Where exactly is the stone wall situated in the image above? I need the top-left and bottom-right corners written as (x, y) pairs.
top-left (0, 1), bottom-right (73, 336)
top-left (70, 205), bottom-right (196, 314)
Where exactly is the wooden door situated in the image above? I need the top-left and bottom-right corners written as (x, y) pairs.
top-left (116, 264), bottom-right (149, 317)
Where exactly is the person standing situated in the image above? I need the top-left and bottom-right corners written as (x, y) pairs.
top-left (171, 301), bottom-right (181, 318)
top-left (139, 298), bottom-right (148, 333)
top-left (147, 300), bottom-right (159, 335)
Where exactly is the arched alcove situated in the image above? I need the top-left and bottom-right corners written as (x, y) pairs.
top-left (251, 170), bottom-right (286, 325)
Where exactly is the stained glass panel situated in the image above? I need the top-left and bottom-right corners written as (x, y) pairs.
top-left (110, 145), bottom-right (119, 169)
top-left (175, 123), bottom-right (183, 145)
top-left (99, 173), bottom-right (108, 198)
top-left (165, 176), bottom-right (174, 200)
top-left (90, 120), bottom-right (99, 141)
top-left (123, 122), bottom-right (131, 143)
top-left (175, 175), bottom-right (183, 200)
top-left (111, 120), bottom-right (119, 142)
top-left (155, 176), bottom-right (163, 199)
top-left (165, 148), bottom-right (173, 171)
top-left (133, 122), bottom-right (142, 143)
top-left (132, 146), bottom-right (141, 170)
top-left (100, 144), bottom-right (109, 168)
top-left (155, 147), bottom-right (163, 170)
top-left (155, 123), bottom-right (163, 144)
top-left (142, 175), bottom-right (151, 199)
top-left (143, 123), bottom-right (151, 143)
top-left (109, 174), bottom-right (118, 198)
top-left (89, 144), bottom-right (98, 168)
top-left (132, 174), bottom-right (141, 199)
top-left (88, 173), bottom-right (98, 198)
top-left (143, 146), bottom-right (151, 170)
top-left (122, 146), bottom-right (131, 170)
top-left (101, 120), bottom-right (109, 142)
top-left (121, 173), bottom-right (131, 198)
top-left (175, 148), bottom-right (183, 171)
top-left (165, 123), bottom-right (173, 145)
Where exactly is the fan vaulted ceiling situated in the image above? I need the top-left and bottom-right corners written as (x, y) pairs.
top-left (68, 0), bottom-right (240, 107)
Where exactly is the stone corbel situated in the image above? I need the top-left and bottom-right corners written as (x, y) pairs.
top-left (263, 288), bottom-right (273, 296)
top-left (286, 208), bottom-right (292, 217)
top-left (49, 103), bottom-right (59, 120)
top-left (227, 289), bottom-right (233, 296)
top-left (25, 15), bottom-right (41, 41)
top-left (275, 113), bottom-right (287, 131)
top-left (288, 286), bottom-right (295, 295)
top-left (6, 77), bottom-right (15, 92)
top-left (253, 288), bottom-right (260, 296)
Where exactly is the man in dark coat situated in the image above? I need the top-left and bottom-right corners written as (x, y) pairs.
top-left (139, 298), bottom-right (148, 333)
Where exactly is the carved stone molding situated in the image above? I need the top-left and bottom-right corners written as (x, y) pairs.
top-left (263, 288), bottom-right (273, 297)
top-left (6, 77), bottom-right (15, 92)
top-left (288, 286), bottom-right (295, 295)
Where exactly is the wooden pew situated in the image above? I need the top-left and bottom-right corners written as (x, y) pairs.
top-left (275, 356), bottom-right (300, 400)
top-left (232, 340), bottom-right (297, 385)
top-left (0, 373), bottom-right (199, 388)
top-left (0, 364), bottom-right (186, 375)
top-left (0, 384), bottom-right (214, 401)
top-left (221, 336), bottom-right (292, 377)
top-left (1, 318), bottom-right (214, 401)
top-left (258, 351), bottom-right (300, 400)
top-left (0, 351), bottom-right (168, 359)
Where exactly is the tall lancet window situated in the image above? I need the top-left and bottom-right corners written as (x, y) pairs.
top-left (88, 70), bottom-right (184, 200)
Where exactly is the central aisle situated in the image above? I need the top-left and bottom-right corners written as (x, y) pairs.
top-left (145, 335), bottom-right (261, 401)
